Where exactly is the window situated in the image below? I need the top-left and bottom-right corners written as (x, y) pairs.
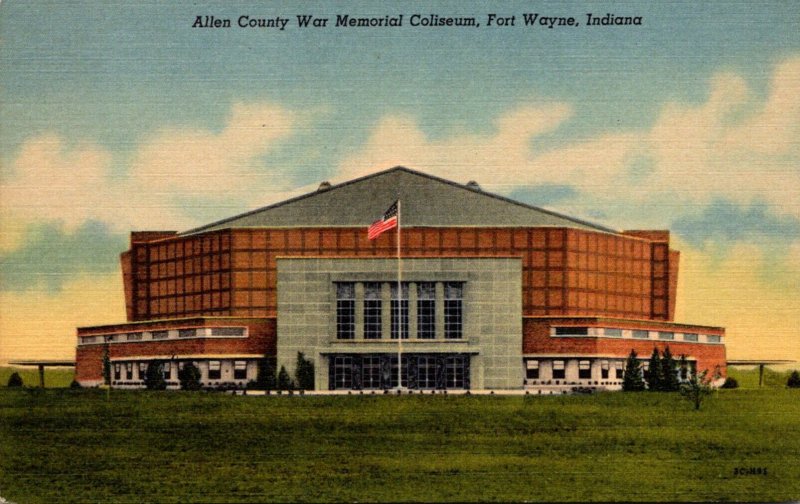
top-left (683, 333), bottom-right (698, 342)
top-left (179, 328), bottom-right (196, 338)
top-left (552, 360), bottom-right (565, 379)
top-left (163, 362), bottom-right (171, 380)
top-left (81, 336), bottom-right (97, 345)
top-left (604, 328), bottom-right (622, 338)
top-left (579, 360), bottom-right (591, 379)
top-left (126, 362), bottom-right (133, 380)
top-left (208, 360), bottom-right (221, 380)
top-left (138, 363), bottom-right (147, 379)
top-left (614, 362), bottom-right (624, 380)
top-left (445, 356), bottom-right (466, 389)
top-left (363, 283), bottom-right (382, 339)
top-left (444, 282), bottom-right (463, 339)
top-left (107, 334), bottom-right (118, 342)
top-left (706, 335), bottom-right (721, 344)
top-left (526, 360), bottom-right (539, 380)
top-left (234, 361), bottom-right (247, 380)
top-left (391, 283), bottom-right (409, 340)
top-left (633, 330), bottom-right (649, 339)
top-left (658, 331), bottom-right (674, 341)
top-left (601, 360), bottom-right (609, 379)
top-left (114, 363), bottom-right (121, 381)
top-left (333, 356), bottom-right (353, 389)
top-left (126, 333), bottom-right (142, 341)
top-left (386, 357), bottom-right (409, 389)
top-left (417, 283), bottom-right (436, 339)
top-left (361, 356), bottom-right (382, 389)
top-left (152, 330), bottom-right (168, 340)
top-left (680, 362), bottom-right (689, 380)
top-left (336, 283), bottom-right (355, 340)
top-left (555, 327), bottom-right (589, 336)
top-left (210, 327), bottom-right (245, 337)
top-left (417, 356), bottom-right (437, 389)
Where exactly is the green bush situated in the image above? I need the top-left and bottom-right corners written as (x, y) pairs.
top-left (255, 357), bottom-right (277, 391)
top-left (622, 349), bottom-right (645, 391)
top-left (69, 380), bottom-right (82, 389)
top-left (787, 370), bottom-right (800, 388)
top-left (720, 377), bottom-right (739, 389)
top-left (295, 352), bottom-right (315, 390)
top-left (144, 362), bottom-right (167, 390)
top-left (7, 372), bottom-right (23, 387)
top-left (178, 362), bottom-right (202, 391)
top-left (277, 366), bottom-right (294, 391)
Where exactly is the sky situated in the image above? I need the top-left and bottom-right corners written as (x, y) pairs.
top-left (1, 1), bottom-right (798, 366)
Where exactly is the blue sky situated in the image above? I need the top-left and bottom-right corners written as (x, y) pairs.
top-left (1, 0), bottom-right (798, 362)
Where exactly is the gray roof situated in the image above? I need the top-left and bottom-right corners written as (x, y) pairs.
top-left (182, 167), bottom-right (616, 235)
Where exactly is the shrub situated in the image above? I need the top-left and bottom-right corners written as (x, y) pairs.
top-left (255, 357), bottom-right (277, 391)
top-left (720, 377), bottom-right (739, 389)
top-left (178, 362), bottom-right (202, 391)
top-left (70, 380), bottom-right (82, 389)
top-left (144, 361), bottom-right (167, 390)
top-left (277, 366), bottom-right (294, 391)
top-left (7, 372), bottom-right (23, 387)
top-left (787, 370), bottom-right (800, 388)
top-left (645, 348), bottom-right (662, 391)
top-left (622, 350), bottom-right (645, 391)
top-left (680, 369), bottom-right (714, 410)
top-left (660, 346), bottom-right (679, 392)
top-left (102, 345), bottom-right (111, 386)
top-left (295, 352), bottom-right (315, 390)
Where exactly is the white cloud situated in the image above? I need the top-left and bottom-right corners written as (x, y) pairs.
top-left (0, 101), bottom-right (303, 241)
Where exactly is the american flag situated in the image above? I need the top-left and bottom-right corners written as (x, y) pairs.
top-left (368, 201), bottom-right (398, 240)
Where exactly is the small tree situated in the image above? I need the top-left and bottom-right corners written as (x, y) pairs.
top-left (787, 370), bottom-right (800, 388)
top-left (679, 354), bottom-right (689, 382)
top-left (660, 346), bottom-right (679, 392)
top-left (680, 369), bottom-right (714, 410)
top-left (144, 361), bottom-right (167, 390)
top-left (295, 352), bottom-right (315, 390)
top-left (277, 365), bottom-right (294, 391)
top-left (622, 349), bottom-right (645, 391)
top-left (102, 344), bottom-right (111, 386)
top-left (255, 357), bottom-right (277, 391)
top-left (645, 348), bottom-right (662, 391)
top-left (7, 372), bottom-right (23, 387)
top-left (178, 362), bottom-right (202, 391)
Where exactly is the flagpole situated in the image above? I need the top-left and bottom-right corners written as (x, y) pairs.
top-left (396, 199), bottom-right (402, 389)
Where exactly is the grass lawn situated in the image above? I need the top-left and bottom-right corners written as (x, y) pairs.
top-left (0, 366), bottom-right (75, 389)
top-left (1, 387), bottom-right (798, 503)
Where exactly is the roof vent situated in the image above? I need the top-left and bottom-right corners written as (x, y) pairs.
top-left (317, 181), bottom-right (332, 191)
top-left (466, 180), bottom-right (481, 191)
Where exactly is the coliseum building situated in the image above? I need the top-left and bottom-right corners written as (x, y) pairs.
top-left (75, 167), bottom-right (726, 391)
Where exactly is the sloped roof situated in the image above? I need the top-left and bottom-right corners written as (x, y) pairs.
top-left (182, 166), bottom-right (616, 235)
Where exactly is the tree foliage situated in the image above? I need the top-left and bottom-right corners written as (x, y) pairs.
top-left (660, 346), bottom-right (680, 392)
top-left (645, 348), bottom-right (662, 391)
top-left (680, 369), bottom-right (714, 410)
top-left (102, 344), bottom-right (111, 386)
top-left (787, 370), bottom-right (800, 388)
top-left (144, 361), bottom-right (167, 390)
top-left (720, 377), bottom-right (738, 389)
top-left (277, 365), bottom-right (294, 391)
top-left (295, 352), bottom-right (315, 390)
top-left (622, 349), bottom-right (645, 391)
top-left (253, 357), bottom-right (277, 390)
top-left (178, 362), bottom-right (202, 391)
top-left (7, 372), bottom-right (23, 387)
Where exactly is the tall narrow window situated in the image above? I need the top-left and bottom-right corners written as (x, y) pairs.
top-left (614, 361), bottom-right (624, 380)
top-left (579, 360), bottom-right (591, 379)
top-left (138, 362), bottom-right (147, 380)
top-left (526, 360), bottom-right (539, 380)
top-left (417, 356), bottom-right (437, 389)
top-left (552, 360), bottom-right (565, 379)
top-left (126, 362), bottom-right (133, 380)
top-left (601, 360), bottom-right (609, 379)
top-left (163, 362), bottom-right (171, 381)
top-left (336, 283), bottom-right (355, 340)
top-left (417, 282), bottom-right (436, 339)
top-left (208, 360), bottom-right (221, 380)
top-left (445, 355), bottom-right (466, 389)
top-left (391, 283), bottom-right (409, 340)
top-left (114, 363), bottom-right (121, 381)
top-left (363, 283), bottom-right (382, 339)
top-left (444, 282), bottom-right (463, 339)
top-left (361, 356), bottom-right (382, 389)
top-left (333, 355), bottom-right (353, 389)
top-left (234, 361), bottom-right (247, 380)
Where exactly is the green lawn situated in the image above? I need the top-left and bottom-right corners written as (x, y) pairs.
top-left (0, 366), bottom-right (75, 388)
top-left (1, 387), bottom-right (798, 503)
